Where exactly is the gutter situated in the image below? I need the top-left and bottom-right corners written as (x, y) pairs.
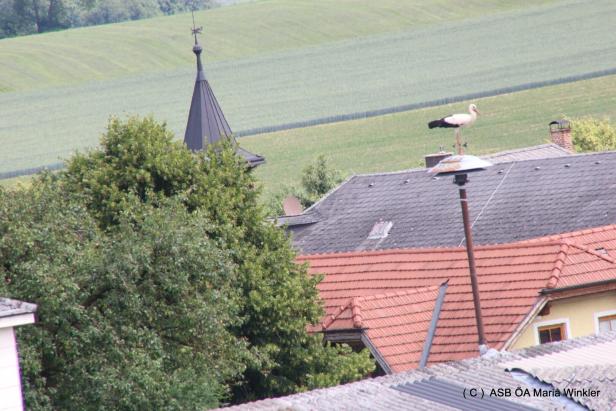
top-left (540, 278), bottom-right (616, 294)
top-left (419, 281), bottom-right (449, 368)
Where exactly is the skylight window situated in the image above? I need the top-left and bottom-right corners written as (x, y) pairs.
top-left (367, 221), bottom-right (393, 240)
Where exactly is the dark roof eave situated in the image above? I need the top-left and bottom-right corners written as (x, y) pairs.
top-left (236, 146), bottom-right (266, 168)
top-left (540, 278), bottom-right (616, 294)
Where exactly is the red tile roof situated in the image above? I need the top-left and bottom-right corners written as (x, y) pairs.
top-left (297, 239), bottom-right (616, 372)
top-left (322, 286), bottom-right (442, 372)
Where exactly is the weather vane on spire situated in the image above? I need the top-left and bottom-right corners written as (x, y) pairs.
top-left (191, 10), bottom-right (203, 45)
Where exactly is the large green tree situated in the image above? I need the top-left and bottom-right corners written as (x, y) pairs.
top-left (48, 116), bottom-right (373, 401)
top-left (0, 179), bottom-right (248, 409)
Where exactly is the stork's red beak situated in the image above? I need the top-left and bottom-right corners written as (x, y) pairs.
top-left (474, 108), bottom-right (481, 115)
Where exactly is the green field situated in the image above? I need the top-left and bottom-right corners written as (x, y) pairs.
top-left (4, 0), bottom-right (616, 173)
top-left (243, 74), bottom-right (616, 197)
top-left (0, 0), bottom-right (554, 93)
top-left (2, 0), bottom-right (616, 187)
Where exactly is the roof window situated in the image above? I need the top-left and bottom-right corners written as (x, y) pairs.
top-left (367, 221), bottom-right (393, 240)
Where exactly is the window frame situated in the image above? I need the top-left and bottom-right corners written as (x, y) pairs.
top-left (594, 309), bottom-right (616, 335)
top-left (533, 318), bottom-right (570, 345)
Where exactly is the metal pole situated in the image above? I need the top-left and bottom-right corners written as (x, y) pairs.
top-left (455, 129), bottom-right (464, 155)
top-left (458, 182), bottom-right (487, 351)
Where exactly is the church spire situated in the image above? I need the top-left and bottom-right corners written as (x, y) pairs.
top-left (183, 14), bottom-right (265, 167)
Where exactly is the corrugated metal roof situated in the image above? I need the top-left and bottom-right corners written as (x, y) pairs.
top-left (221, 332), bottom-right (616, 411)
top-left (503, 340), bottom-right (616, 369)
top-left (394, 378), bottom-right (539, 411)
top-left (519, 365), bottom-right (616, 411)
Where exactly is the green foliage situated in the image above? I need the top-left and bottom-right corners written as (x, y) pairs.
top-left (571, 116), bottom-right (616, 152)
top-left (0, 177), bottom-right (247, 409)
top-left (300, 155), bottom-right (342, 207)
top-left (52, 116), bottom-right (374, 401)
top-left (0, 0), bottom-right (212, 39)
top-left (267, 155), bottom-right (342, 216)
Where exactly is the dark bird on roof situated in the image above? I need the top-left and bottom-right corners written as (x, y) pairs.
top-left (428, 104), bottom-right (480, 129)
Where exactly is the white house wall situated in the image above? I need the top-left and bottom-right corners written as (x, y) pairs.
top-left (0, 327), bottom-right (24, 411)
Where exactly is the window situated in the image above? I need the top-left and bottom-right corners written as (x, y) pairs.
top-left (533, 318), bottom-right (570, 345)
top-left (598, 314), bottom-right (616, 333)
top-left (538, 323), bottom-right (566, 344)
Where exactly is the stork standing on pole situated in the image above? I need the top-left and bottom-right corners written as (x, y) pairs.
top-left (428, 104), bottom-right (481, 155)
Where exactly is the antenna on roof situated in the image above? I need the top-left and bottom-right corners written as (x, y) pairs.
top-left (191, 10), bottom-right (203, 45)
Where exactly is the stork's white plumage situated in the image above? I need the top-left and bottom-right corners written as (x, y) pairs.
top-left (428, 104), bottom-right (480, 129)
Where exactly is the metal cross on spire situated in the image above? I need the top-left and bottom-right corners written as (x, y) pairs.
top-left (191, 10), bottom-right (203, 45)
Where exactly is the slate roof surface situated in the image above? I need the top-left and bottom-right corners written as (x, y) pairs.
top-left (221, 331), bottom-right (616, 411)
top-left (183, 43), bottom-right (265, 167)
top-left (522, 224), bottom-right (616, 253)
top-left (322, 286), bottom-right (442, 372)
top-left (288, 149), bottom-right (616, 255)
top-left (0, 297), bottom-right (37, 318)
top-left (297, 239), bottom-right (616, 370)
top-left (481, 143), bottom-right (571, 163)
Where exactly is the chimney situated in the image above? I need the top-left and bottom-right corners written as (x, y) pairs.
top-left (549, 120), bottom-right (574, 152)
top-left (425, 152), bottom-right (452, 168)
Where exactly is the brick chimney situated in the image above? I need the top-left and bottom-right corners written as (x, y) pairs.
top-left (549, 120), bottom-right (574, 152)
top-left (425, 152), bottom-right (452, 169)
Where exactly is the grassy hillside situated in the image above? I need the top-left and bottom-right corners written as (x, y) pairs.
top-left (4, 73), bottom-right (616, 196)
top-left (3, 0), bottom-right (616, 174)
top-left (242, 74), bottom-right (616, 197)
top-left (0, 0), bottom-right (553, 93)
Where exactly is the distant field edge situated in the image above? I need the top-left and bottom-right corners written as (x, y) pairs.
top-left (0, 162), bottom-right (64, 181)
top-left (235, 66), bottom-right (616, 137)
top-left (4, 65), bottom-right (616, 180)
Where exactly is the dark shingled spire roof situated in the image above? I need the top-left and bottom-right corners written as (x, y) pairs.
top-left (184, 26), bottom-right (265, 167)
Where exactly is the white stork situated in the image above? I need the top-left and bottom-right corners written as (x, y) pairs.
top-left (428, 104), bottom-right (480, 154)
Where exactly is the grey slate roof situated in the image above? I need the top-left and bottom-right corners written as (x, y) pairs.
top-left (286, 148), bottom-right (616, 254)
top-left (221, 331), bottom-right (616, 411)
top-left (0, 297), bottom-right (37, 318)
top-left (184, 42), bottom-right (265, 167)
top-left (482, 143), bottom-right (571, 163)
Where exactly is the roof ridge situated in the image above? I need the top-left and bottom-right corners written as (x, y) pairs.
top-left (297, 240), bottom-right (570, 260)
top-left (566, 241), bottom-right (616, 263)
top-left (354, 285), bottom-right (442, 304)
top-left (320, 301), bottom-right (352, 329)
top-left (342, 147), bottom-right (616, 180)
top-left (546, 243), bottom-right (570, 288)
top-left (519, 224), bottom-right (616, 244)
top-left (482, 143), bottom-right (570, 158)
top-left (350, 297), bottom-right (363, 328)
top-left (322, 284), bottom-right (445, 330)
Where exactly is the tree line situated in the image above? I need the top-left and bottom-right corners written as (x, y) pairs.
top-left (0, 0), bottom-right (212, 39)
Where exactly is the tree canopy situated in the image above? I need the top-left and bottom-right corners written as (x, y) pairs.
top-left (267, 154), bottom-right (343, 217)
top-left (0, 0), bottom-right (212, 39)
top-left (571, 116), bottom-right (616, 152)
top-left (0, 116), bottom-right (374, 408)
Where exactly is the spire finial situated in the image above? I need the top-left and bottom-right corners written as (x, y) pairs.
top-left (191, 10), bottom-right (203, 46)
